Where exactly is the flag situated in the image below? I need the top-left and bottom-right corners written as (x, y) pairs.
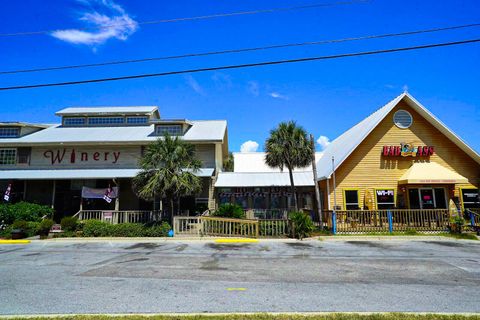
top-left (103, 185), bottom-right (113, 203)
top-left (4, 184), bottom-right (11, 202)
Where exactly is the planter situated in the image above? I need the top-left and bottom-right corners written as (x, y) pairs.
top-left (10, 229), bottom-right (26, 239)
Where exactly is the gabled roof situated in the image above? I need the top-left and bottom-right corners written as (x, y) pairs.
top-left (55, 106), bottom-right (159, 116)
top-left (316, 92), bottom-right (480, 180)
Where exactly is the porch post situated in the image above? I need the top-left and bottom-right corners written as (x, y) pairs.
top-left (114, 179), bottom-right (120, 211)
top-left (23, 180), bottom-right (27, 201)
top-left (51, 180), bottom-right (56, 209)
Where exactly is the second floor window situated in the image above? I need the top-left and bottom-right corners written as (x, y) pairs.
top-left (88, 117), bottom-right (125, 125)
top-left (0, 149), bottom-right (17, 165)
top-left (64, 117), bottom-right (86, 126)
top-left (156, 125), bottom-right (182, 136)
top-left (0, 127), bottom-right (20, 138)
top-left (126, 116), bottom-right (148, 124)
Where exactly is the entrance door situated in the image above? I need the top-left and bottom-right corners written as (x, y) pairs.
top-left (419, 188), bottom-right (435, 209)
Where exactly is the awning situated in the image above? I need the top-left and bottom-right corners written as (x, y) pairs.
top-left (398, 162), bottom-right (468, 184)
top-left (215, 171), bottom-right (314, 187)
top-left (0, 168), bottom-right (215, 180)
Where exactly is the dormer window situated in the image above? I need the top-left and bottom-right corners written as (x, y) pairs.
top-left (64, 117), bottom-right (86, 126)
top-left (156, 125), bottom-right (183, 136)
top-left (0, 127), bottom-right (20, 138)
top-left (88, 117), bottom-right (125, 125)
top-left (126, 116), bottom-right (148, 124)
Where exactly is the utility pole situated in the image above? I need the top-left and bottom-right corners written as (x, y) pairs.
top-left (310, 134), bottom-right (323, 229)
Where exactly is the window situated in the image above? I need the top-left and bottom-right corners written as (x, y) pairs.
top-left (88, 117), bottom-right (124, 125)
top-left (344, 190), bottom-right (360, 210)
top-left (63, 117), bottom-right (86, 126)
top-left (126, 116), bottom-right (148, 124)
top-left (0, 149), bottom-right (16, 165)
top-left (462, 189), bottom-right (479, 209)
top-left (376, 189), bottom-right (395, 209)
top-left (156, 125), bottom-right (183, 136)
top-left (17, 147), bottom-right (31, 164)
top-left (393, 110), bottom-right (413, 129)
top-left (0, 127), bottom-right (20, 138)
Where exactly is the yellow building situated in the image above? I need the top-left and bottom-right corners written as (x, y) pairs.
top-left (317, 92), bottom-right (480, 212)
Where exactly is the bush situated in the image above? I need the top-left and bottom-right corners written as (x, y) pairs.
top-left (9, 220), bottom-right (41, 238)
top-left (289, 211), bottom-right (315, 240)
top-left (61, 216), bottom-right (78, 232)
top-left (144, 221), bottom-right (171, 237)
top-left (110, 223), bottom-right (144, 237)
top-left (39, 219), bottom-right (55, 236)
top-left (211, 203), bottom-right (245, 219)
top-left (0, 202), bottom-right (53, 224)
top-left (450, 215), bottom-right (465, 234)
top-left (82, 220), bottom-right (111, 237)
top-left (81, 220), bottom-right (171, 237)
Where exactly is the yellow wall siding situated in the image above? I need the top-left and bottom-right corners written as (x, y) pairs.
top-left (325, 102), bottom-right (480, 210)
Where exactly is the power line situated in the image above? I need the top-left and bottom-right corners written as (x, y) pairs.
top-left (2, 22), bottom-right (479, 75)
top-left (0, 0), bottom-right (368, 37)
top-left (1, 38), bottom-right (478, 91)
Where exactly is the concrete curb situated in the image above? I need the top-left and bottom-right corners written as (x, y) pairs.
top-left (28, 235), bottom-right (479, 243)
top-left (1, 312), bottom-right (480, 318)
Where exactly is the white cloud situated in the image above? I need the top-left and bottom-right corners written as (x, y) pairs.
top-left (212, 72), bottom-right (232, 89)
top-left (240, 140), bottom-right (259, 153)
top-left (185, 75), bottom-right (204, 95)
top-left (269, 92), bottom-right (288, 100)
top-left (316, 135), bottom-right (330, 150)
top-left (402, 84), bottom-right (409, 92)
top-left (247, 81), bottom-right (260, 96)
top-left (51, 0), bottom-right (138, 46)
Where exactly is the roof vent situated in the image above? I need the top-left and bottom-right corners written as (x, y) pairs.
top-left (393, 110), bottom-right (413, 129)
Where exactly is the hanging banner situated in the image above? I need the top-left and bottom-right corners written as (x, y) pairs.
top-left (3, 184), bottom-right (11, 202)
top-left (81, 186), bottom-right (118, 199)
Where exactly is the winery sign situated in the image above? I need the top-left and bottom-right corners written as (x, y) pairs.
top-left (43, 148), bottom-right (121, 165)
top-left (382, 143), bottom-right (434, 157)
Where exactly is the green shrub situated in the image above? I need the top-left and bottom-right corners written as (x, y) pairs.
top-left (9, 220), bottom-right (40, 238)
top-left (144, 221), bottom-right (171, 237)
top-left (450, 215), bottom-right (465, 234)
top-left (82, 220), bottom-right (111, 237)
top-left (289, 211), bottom-right (315, 240)
top-left (211, 203), bottom-right (245, 219)
top-left (60, 216), bottom-right (78, 232)
top-left (39, 219), bottom-right (55, 236)
top-left (110, 223), bottom-right (144, 237)
top-left (0, 202), bottom-right (53, 224)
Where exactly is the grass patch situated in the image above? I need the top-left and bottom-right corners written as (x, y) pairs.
top-left (441, 233), bottom-right (478, 240)
top-left (4, 314), bottom-right (480, 320)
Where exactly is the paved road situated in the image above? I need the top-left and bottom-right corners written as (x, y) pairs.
top-left (1, 238), bottom-right (480, 314)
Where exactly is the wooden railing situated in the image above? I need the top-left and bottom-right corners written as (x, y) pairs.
top-left (326, 209), bottom-right (450, 233)
top-left (174, 216), bottom-right (259, 238)
top-left (74, 210), bottom-right (158, 224)
top-left (259, 219), bottom-right (290, 237)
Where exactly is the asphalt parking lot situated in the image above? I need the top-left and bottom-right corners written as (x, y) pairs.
top-left (1, 238), bottom-right (480, 314)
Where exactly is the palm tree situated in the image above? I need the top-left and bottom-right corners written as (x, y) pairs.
top-left (265, 121), bottom-right (313, 211)
top-left (223, 152), bottom-right (234, 172)
top-left (132, 134), bottom-right (202, 220)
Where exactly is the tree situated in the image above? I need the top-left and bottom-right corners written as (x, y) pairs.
top-left (132, 134), bottom-right (202, 220)
top-left (265, 121), bottom-right (313, 211)
top-left (223, 152), bottom-right (234, 172)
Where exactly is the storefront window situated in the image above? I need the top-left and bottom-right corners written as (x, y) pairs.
top-left (376, 189), bottom-right (395, 209)
top-left (344, 190), bottom-right (359, 210)
top-left (218, 188), bottom-right (231, 205)
top-left (462, 189), bottom-right (479, 209)
top-left (235, 196), bottom-right (248, 209)
top-left (270, 195), bottom-right (281, 209)
top-left (434, 188), bottom-right (447, 209)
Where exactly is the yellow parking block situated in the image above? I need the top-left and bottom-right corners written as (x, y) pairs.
top-left (227, 288), bottom-right (247, 291)
top-left (215, 238), bottom-right (258, 243)
top-left (0, 239), bottom-right (30, 244)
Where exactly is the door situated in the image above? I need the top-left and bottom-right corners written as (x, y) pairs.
top-left (419, 188), bottom-right (435, 209)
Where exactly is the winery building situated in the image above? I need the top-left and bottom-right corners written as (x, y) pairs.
top-left (0, 106), bottom-right (228, 220)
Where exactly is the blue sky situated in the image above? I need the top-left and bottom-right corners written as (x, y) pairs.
top-left (0, 0), bottom-right (479, 152)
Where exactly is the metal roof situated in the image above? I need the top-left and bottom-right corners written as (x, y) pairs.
top-left (215, 171), bottom-right (314, 187)
top-left (0, 168), bottom-right (214, 179)
top-left (316, 92), bottom-right (480, 180)
top-left (0, 120), bottom-right (227, 145)
top-left (55, 106), bottom-right (159, 116)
